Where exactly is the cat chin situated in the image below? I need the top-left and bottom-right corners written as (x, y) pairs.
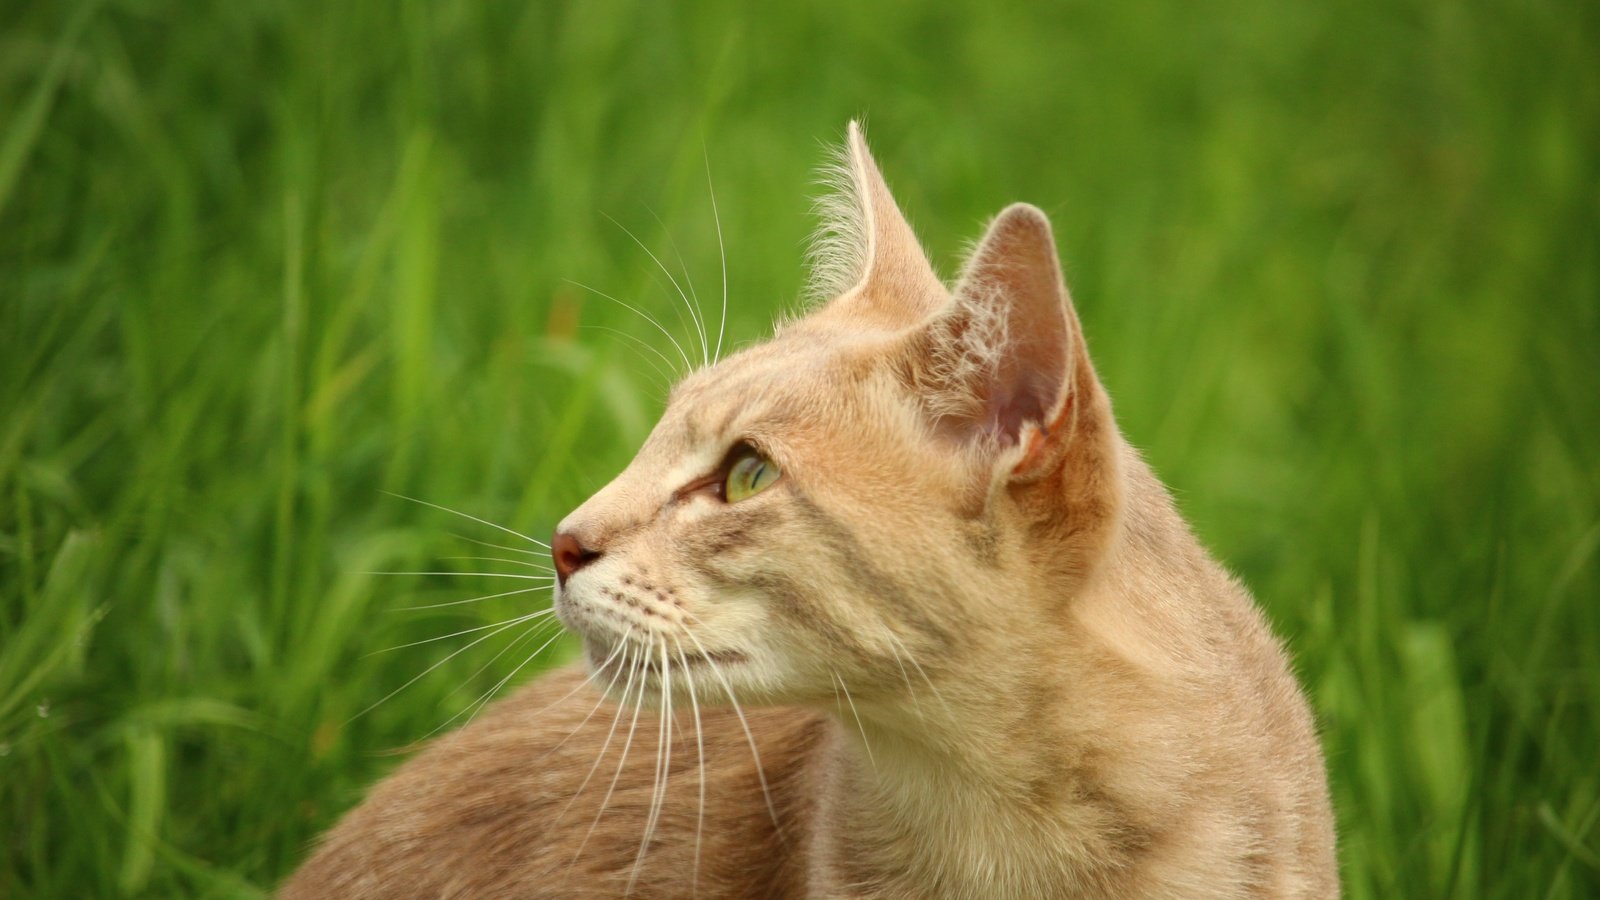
top-left (583, 635), bottom-right (752, 686)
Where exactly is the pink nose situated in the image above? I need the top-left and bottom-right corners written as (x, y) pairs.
top-left (551, 531), bottom-right (602, 586)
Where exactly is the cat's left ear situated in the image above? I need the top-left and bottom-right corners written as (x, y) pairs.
top-left (809, 122), bottom-right (947, 328)
top-left (905, 203), bottom-right (1102, 479)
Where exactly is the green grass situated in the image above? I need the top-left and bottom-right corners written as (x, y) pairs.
top-left (2, 0), bottom-right (1597, 895)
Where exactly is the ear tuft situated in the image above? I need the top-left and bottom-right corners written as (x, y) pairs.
top-left (803, 122), bottom-right (945, 327)
top-left (804, 123), bottom-right (872, 306)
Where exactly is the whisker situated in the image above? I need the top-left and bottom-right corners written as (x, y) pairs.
top-left (881, 634), bottom-right (925, 719)
top-left (436, 555), bottom-right (557, 573)
top-left (565, 279), bottom-right (693, 375)
top-left (884, 629), bottom-right (950, 714)
top-left (391, 584), bottom-right (550, 612)
top-left (577, 644), bottom-right (649, 862)
top-left (704, 148), bottom-right (728, 363)
top-left (347, 612), bottom-right (548, 724)
top-left (381, 490), bottom-right (550, 548)
top-left (833, 670), bottom-right (875, 771)
top-left (604, 212), bottom-right (708, 368)
top-left (628, 638), bottom-right (672, 894)
top-left (368, 608), bottom-right (555, 655)
top-left (364, 570), bottom-right (555, 581)
top-left (580, 324), bottom-right (676, 393)
top-left (418, 617), bottom-right (557, 739)
top-left (681, 629), bottom-right (784, 839)
top-left (448, 533), bottom-right (549, 558)
top-left (543, 639), bottom-right (631, 759)
top-left (604, 219), bottom-right (701, 366)
top-left (558, 636), bottom-right (639, 828)
top-left (673, 635), bottom-right (707, 895)
top-left (454, 623), bottom-right (574, 731)
top-left (641, 204), bottom-right (709, 369)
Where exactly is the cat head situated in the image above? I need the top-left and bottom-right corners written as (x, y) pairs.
top-left (552, 123), bottom-right (1124, 718)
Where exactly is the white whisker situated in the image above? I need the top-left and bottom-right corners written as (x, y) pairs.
top-left (565, 279), bottom-right (693, 376)
top-left (641, 203), bottom-right (710, 370)
top-left (369, 608), bottom-right (555, 655)
top-left (576, 643), bottom-right (649, 862)
top-left (380, 491), bottom-right (550, 548)
top-left (348, 611), bottom-right (549, 724)
top-left (604, 212), bottom-right (708, 368)
top-left (682, 629), bottom-right (784, 839)
top-left (543, 639), bottom-right (631, 759)
top-left (454, 623), bottom-right (574, 731)
top-left (436, 555), bottom-right (557, 573)
top-left (448, 532), bottom-right (550, 558)
top-left (884, 629), bottom-right (949, 714)
top-left (881, 634), bottom-right (925, 719)
top-left (628, 639), bottom-right (672, 895)
top-left (833, 670), bottom-right (875, 771)
top-left (580, 324), bottom-right (676, 393)
top-left (419, 617), bottom-right (558, 739)
top-left (557, 637), bottom-right (641, 828)
top-left (391, 584), bottom-right (550, 612)
top-left (364, 570), bottom-right (555, 581)
top-left (673, 635), bottom-right (706, 895)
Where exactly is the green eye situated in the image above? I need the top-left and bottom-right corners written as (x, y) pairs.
top-left (725, 449), bottom-right (780, 502)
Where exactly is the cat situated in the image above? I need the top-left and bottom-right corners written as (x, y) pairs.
top-left (281, 122), bottom-right (1339, 899)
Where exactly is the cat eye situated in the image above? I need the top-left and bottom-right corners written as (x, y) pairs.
top-left (724, 446), bottom-right (780, 503)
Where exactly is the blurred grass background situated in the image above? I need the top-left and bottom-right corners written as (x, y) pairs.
top-left (2, 0), bottom-right (1597, 895)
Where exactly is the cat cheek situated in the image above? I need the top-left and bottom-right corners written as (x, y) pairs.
top-left (697, 524), bottom-right (756, 557)
top-left (681, 503), bottom-right (787, 560)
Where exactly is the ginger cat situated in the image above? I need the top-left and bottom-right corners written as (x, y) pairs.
top-left (283, 123), bottom-right (1338, 898)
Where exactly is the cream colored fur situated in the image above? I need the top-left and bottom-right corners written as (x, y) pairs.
top-left (282, 123), bottom-right (1338, 898)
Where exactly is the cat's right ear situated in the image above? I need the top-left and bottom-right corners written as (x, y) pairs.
top-left (900, 205), bottom-right (1122, 571)
top-left (903, 203), bottom-right (1114, 484)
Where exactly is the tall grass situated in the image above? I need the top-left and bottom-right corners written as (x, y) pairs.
top-left (2, 0), bottom-right (1596, 895)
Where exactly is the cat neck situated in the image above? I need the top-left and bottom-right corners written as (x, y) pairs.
top-left (808, 645), bottom-right (1148, 896)
top-left (805, 481), bottom-right (1217, 897)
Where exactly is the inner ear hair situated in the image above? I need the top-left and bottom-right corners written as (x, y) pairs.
top-left (906, 203), bottom-right (1075, 452)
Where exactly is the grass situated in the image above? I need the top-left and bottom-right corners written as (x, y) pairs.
top-left (1, 0), bottom-right (1596, 895)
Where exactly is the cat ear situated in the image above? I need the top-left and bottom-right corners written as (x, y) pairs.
top-left (909, 203), bottom-right (1098, 477)
top-left (807, 122), bottom-right (946, 328)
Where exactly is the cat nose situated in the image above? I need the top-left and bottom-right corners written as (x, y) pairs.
top-left (551, 530), bottom-right (603, 586)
